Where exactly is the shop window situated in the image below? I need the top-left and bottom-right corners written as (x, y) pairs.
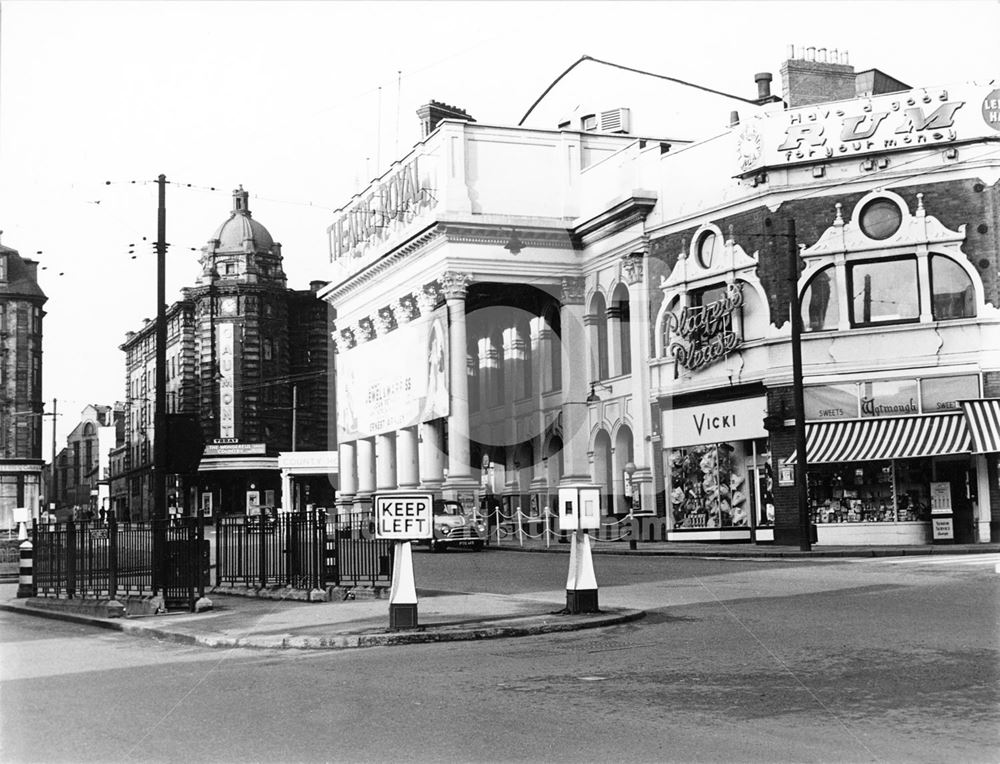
top-left (930, 255), bottom-right (975, 320)
top-left (668, 443), bottom-right (750, 529)
top-left (808, 460), bottom-right (930, 524)
top-left (848, 256), bottom-right (919, 325)
top-left (801, 266), bottom-right (839, 332)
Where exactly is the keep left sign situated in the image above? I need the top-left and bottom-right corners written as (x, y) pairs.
top-left (375, 493), bottom-right (433, 540)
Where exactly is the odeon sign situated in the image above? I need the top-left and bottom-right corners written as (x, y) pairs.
top-left (666, 282), bottom-right (743, 374)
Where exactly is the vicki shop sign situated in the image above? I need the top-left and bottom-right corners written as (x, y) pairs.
top-left (665, 282), bottom-right (743, 374)
top-left (662, 396), bottom-right (769, 448)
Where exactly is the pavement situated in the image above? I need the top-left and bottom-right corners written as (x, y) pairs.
top-left (2, 540), bottom-right (998, 651)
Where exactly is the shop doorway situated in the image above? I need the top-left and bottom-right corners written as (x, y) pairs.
top-left (935, 459), bottom-right (975, 543)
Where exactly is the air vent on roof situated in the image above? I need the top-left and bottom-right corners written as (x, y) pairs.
top-left (599, 107), bottom-right (630, 133)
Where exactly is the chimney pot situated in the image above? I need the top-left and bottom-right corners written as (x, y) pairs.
top-left (842, 50), bottom-right (850, 65)
top-left (806, 46), bottom-right (816, 62)
top-left (729, 110), bottom-right (740, 126)
top-left (754, 72), bottom-right (773, 100)
top-left (818, 47), bottom-right (827, 63)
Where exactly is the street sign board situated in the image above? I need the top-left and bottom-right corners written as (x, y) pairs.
top-left (375, 492), bottom-right (433, 540)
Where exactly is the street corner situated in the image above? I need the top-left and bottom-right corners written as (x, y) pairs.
top-left (229, 606), bottom-right (649, 650)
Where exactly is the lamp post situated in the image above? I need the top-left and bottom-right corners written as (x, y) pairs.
top-left (624, 460), bottom-right (638, 550)
top-left (787, 219), bottom-right (812, 552)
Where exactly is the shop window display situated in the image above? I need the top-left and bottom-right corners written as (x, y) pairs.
top-left (808, 459), bottom-right (931, 524)
top-left (669, 443), bottom-right (749, 529)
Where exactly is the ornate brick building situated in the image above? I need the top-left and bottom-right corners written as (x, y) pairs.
top-left (0, 238), bottom-right (46, 529)
top-left (113, 188), bottom-right (332, 520)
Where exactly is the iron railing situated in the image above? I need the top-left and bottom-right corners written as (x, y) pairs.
top-left (216, 510), bottom-right (326, 591)
top-left (215, 509), bottom-right (394, 590)
top-left (326, 510), bottom-right (394, 588)
top-left (31, 516), bottom-right (208, 611)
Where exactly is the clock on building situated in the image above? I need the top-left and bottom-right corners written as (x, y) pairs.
top-left (220, 297), bottom-right (238, 316)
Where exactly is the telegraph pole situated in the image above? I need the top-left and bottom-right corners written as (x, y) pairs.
top-left (788, 219), bottom-right (811, 552)
top-left (153, 174), bottom-right (168, 592)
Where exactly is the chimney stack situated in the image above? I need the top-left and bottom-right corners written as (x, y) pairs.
top-left (781, 42), bottom-right (856, 107)
top-left (416, 101), bottom-right (475, 138)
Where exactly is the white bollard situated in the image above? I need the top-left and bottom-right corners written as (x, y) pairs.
top-left (388, 541), bottom-right (418, 630)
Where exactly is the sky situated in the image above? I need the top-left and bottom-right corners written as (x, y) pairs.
top-left (1, 0), bottom-right (997, 446)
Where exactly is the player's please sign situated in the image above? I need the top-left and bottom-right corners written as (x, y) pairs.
top-left (375, 493), bottom-right (433, 539)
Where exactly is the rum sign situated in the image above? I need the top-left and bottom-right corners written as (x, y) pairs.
top-left (667, 282), bottom-right (743, 374)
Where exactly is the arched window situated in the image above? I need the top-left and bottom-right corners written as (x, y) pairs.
top-left (589, 293), bottom-right (609, 381)
top-left (611, 284), bottom-right (631, 376)
top-left (930, 255), bottom-right (975, 320)
top-left (801, 265), bottom-right (840, 332)
top-left (593, 430), bottom-right (613, 514)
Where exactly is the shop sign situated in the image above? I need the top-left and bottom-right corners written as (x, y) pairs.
top-left (930, 482), bottom-right (953, 515)
top-left (737, 85), bottom-right (1000, 175)
top-left (778, 464), bottom-right (795, 487)
top-left (932, 517), bottom-right (954, 540)
top-left (328, 156), bottom-right (435, 260)
top-left (337, 307), bottom-right (449, 440)
top-left (662, 396), bottom-right (768, 448)
top-left (859, 379), bottom-right (919, 418)
top-left (804, 384), bottom-right (858, 420)
top-left (666, 283), bottom-right (743, 374)
top-left (920, 374), bottom-right (980, 412)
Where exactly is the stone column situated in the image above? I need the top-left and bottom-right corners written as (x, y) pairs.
top-left (376, 432), bottom-right (397, 491)
top-left (396, 426), bottom-right (419, 489)
top-left (354, 437), bottom-right (376, 511)
top-left (441, 271), bottom-right (476, 490)
top-left (337, 441), bottom-right (358, 517)
top-left (560, 277), bottom-right (591, 482)
top-left (419, 421), bottom-right (445, 489)
top-left (622, 252), bottom-right (653, 517)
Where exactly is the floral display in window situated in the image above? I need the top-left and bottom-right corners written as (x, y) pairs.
top-left (669, 443), bottom-right (749, 528)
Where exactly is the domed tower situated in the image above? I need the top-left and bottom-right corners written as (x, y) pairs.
top-left (192, 187), bottom-right (291, 448)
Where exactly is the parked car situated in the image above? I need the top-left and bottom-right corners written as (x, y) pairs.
top-left (425, 500), bottom-right (486, 552)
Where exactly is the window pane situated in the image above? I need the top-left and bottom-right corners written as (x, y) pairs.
top-left (931, 255), bottom-right (975, 320)
top-left (802, 267), bottom-right (839, 331)
top-left (850, 258), bottom-right (919, 324)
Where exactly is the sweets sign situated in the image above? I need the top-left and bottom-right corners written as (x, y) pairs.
top-left (666, 282), bottom-right (743, 374)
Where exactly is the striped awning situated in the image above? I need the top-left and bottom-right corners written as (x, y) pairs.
top-left (961, 399), bottom-right (1000, 454)
top-left (785, 414), bottom-right (970, 464)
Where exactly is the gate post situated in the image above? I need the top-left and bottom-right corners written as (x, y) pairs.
top-left (259, 516), bottom-right (267, 590)
top-left (214, 512), bottom-right (223, 588)
top-left (108, 514), bottom-right (118, 602)
top-left (66, 519), bottom-right (77, 599)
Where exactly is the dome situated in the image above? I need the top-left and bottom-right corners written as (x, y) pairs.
top-left (209, 186), bottom-right (274, 252)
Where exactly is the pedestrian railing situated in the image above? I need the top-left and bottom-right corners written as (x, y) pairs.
top-left (216, 510), bottom-right (326, 591)
top-left (31, 516), bottom-right (208, 611)
top-left (326, 510), bottom-right (394, 588)
top-left (215, 509), bottom-right (393, 591)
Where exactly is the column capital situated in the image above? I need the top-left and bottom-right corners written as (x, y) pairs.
top-left (441, 271), bottom-right (472, 300)
top-left (560, 276), bottom-right (586, 305)
top-left (621, 252), bottom-right (645, 285)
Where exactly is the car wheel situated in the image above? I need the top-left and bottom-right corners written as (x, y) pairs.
top-left (430, 539), bottom-right (444, 553)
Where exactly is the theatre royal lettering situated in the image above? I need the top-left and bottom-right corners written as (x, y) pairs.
top-left (328, 157), bottom-right (434, 260)
top-left (666, 282), bottom-right (743, 375)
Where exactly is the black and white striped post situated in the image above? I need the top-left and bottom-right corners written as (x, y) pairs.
top-left (14, 508), bottom-right (34, 598)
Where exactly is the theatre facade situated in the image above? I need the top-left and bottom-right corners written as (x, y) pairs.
top-left (321, 68), bottom-right (1000, 546)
